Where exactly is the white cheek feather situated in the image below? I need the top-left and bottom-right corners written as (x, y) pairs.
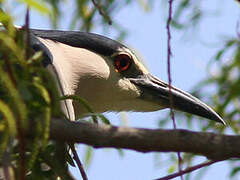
top-left (61, 44), bottom-right (110, 91)
top-left (38, 37), bottom-right (160, 116)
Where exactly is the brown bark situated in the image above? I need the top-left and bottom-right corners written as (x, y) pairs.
top-left (50, 118), bottom-right (240, 160)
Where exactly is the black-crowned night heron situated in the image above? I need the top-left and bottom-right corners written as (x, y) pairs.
top-left (29, 29), bottom-right (225, 124)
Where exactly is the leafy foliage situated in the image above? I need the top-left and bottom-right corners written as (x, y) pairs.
top-left (158, 0), bottom-right (240, 178)
top-left (195, 38), bottom-right (240, 176)
top-left (0, 1), bottom-right (118, 178)
top-left (159, 27), bottom-right (240, 179)
top-left (0, 7), bottom-right (74, 179)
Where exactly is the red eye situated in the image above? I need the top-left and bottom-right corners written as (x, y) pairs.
top-left (114, 54), bottom-right (132, 72)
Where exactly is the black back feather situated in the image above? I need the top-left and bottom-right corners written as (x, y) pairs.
top-left (30, 29), bottom-right (125, 57)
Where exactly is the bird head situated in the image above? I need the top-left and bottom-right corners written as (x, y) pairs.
top-left (30, 29), bottom-right (225, 124)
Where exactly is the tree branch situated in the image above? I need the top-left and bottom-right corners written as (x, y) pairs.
top-left (49, 118), bottom-right (240, 160)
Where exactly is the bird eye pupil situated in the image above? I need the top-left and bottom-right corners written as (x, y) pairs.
top-left (120, 59), bottom-right (128, 67)
top-left (114, 54), bottom-right (131, 72)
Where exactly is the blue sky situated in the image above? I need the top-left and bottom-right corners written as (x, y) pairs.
top-left (13, 0), bottom-right (240, 179)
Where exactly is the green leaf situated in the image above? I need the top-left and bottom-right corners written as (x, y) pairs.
top-left (17, 0), bottom-right (49, 14)
top-left (171, 20), bottom-right (184, 29)
top-left (230, 167), bottom-right (240, 177)
top-left (84, 146), bottom-right (93, 168)
top-left (137, 0), bottom-right (151, 12)
top-left (0, 100), bottom-right (17, 135)
top-left (117, 149), bottom-right (124, 157)
top-left (60, 95), bottom-right (94, 113)
top-left (60, 95), bottom-right (99, 123)
top-left (0, 66), bottom-right (28, 131)
top-left (33, 78), bottom-right (51, 147)
top-left (168, 164), bottom-right (176, 173)
top-left (87, 113), bottom-right (111, 125)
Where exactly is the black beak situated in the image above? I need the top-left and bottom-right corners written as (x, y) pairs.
top-left (129, 74), bottom-right (225, 124)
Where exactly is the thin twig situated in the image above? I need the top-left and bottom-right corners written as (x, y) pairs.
top-left (69, 143), bottom-right (88, 180)
top-left (91, 0), bottom-right (112, 25)
top-left (2, 149), bottom-right (11, 180)
top-left (154, 160), bottom-right (222, 180)
top-left (15, 7), bottom-right (31, 180)
top-left (166, 0), bottom-right (183, 179)
top-left (166, 0), bottom-right (176, 129)
top-left (24, 6), bottom-right (30, 59)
